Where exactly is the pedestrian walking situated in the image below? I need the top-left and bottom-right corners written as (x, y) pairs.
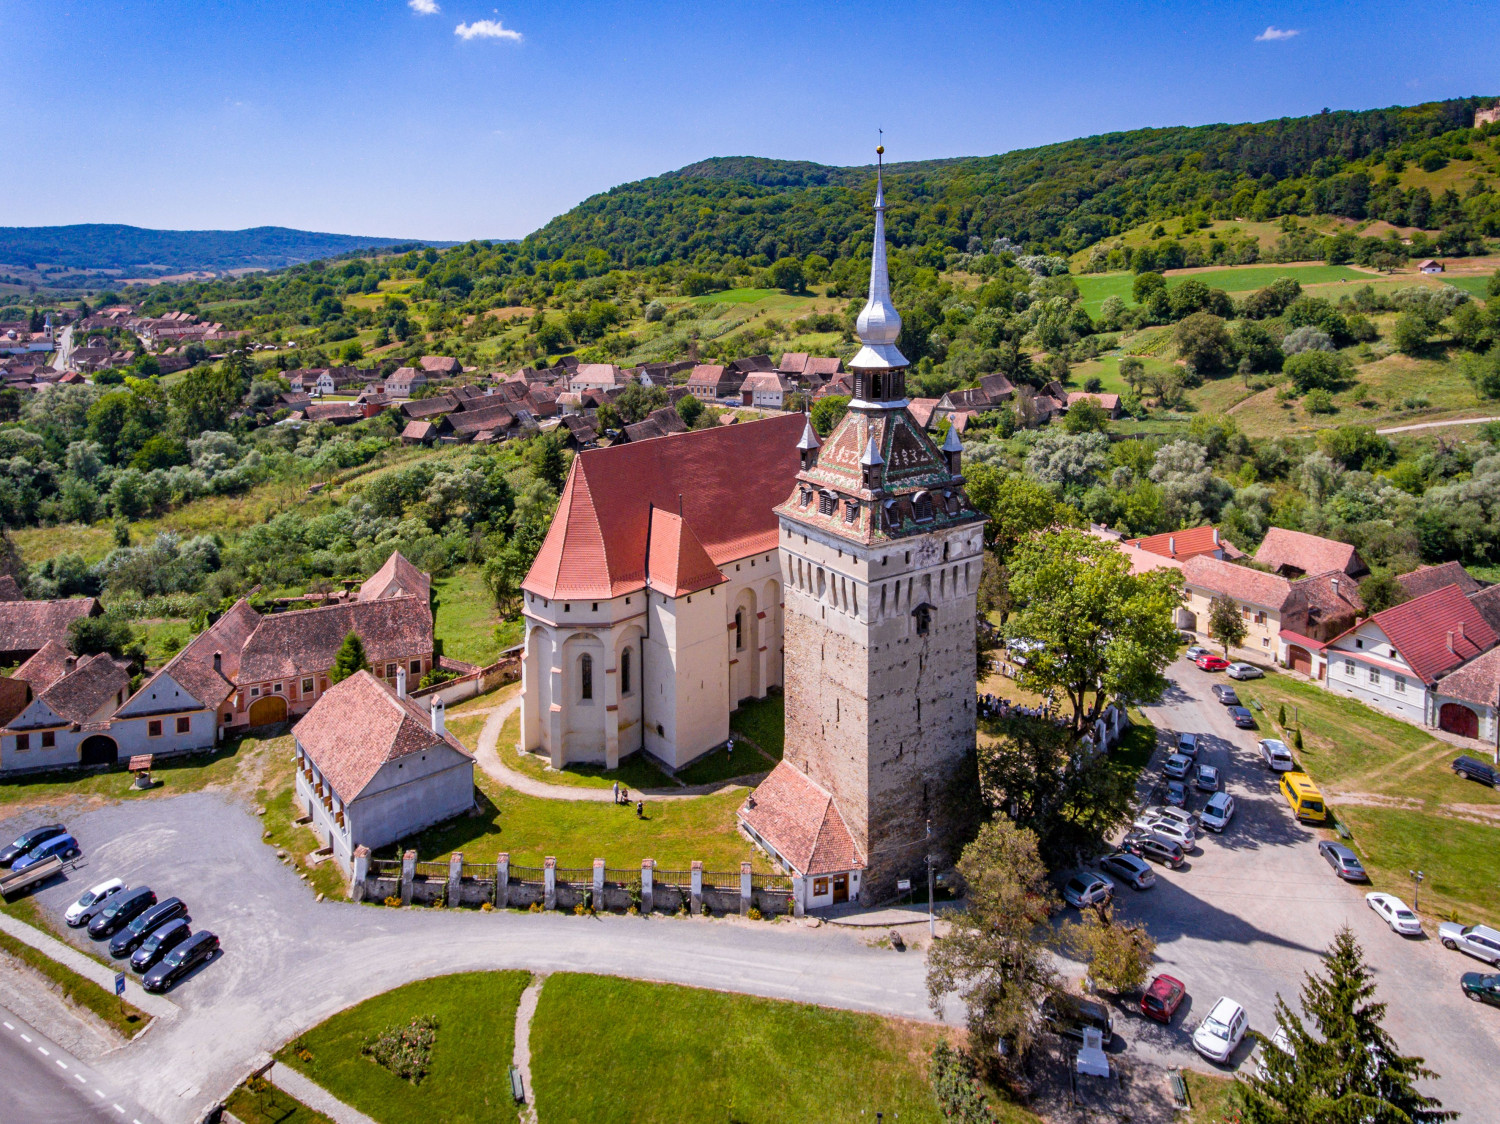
top-left (612, 781), bottom-right (619, 804)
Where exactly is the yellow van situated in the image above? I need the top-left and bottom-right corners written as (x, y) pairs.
top-left (1280, 771), bottom-right (1327, 823)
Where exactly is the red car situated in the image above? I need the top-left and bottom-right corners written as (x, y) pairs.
top-left (1140, 973), bottom-right (1186, 1023)
top-left (1195, 654), bottom-right (1229, 672)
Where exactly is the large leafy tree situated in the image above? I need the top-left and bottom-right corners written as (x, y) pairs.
top-left (1235, 926), bottom-right (1454, 1124)
top-left (926, 819), bottom-right (1057, 1076)
top-left (1003, 528), bottom-right (1182, 738)
top-left (1208, 593), bottom-right (1247, 656)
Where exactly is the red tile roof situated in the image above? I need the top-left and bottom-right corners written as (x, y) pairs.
top-left (133, 599), bottom-right (262, 715)
top-left (1089, 529), bottom-right (1185, 576)
top-left (685, 364), bottom-right (730, 389)
top-left (419, 356), bottom-right (461, 374)
top-left (18, 653), bottom-right (130, 727)
top-left (1067, 391), bottom-right (1119, 410)
top-left (523, 414), bottom-right (805, 600)
top-left (1128, 525), bottom-right (1233, 561)
top-left (1345, 583), bottom-right (1498, 686)
top-left (645, 510), bottom-right (726, 597)
top-left (804, 356), bottom-right (843, 378)
top-left (294, 670), bottom-right (471, 802)
top-left (1181, 555), bottom-right (1292, 610)
top-left (1398, 562), bottom-right (1481, 599)
top-left (360, 551), bottom-right (431, 603)
top-left (401, 420), bottom-right (436, 442)
top-left (739, 762), bottom-right (864, 876)
top-left (0, 598), bottom-right (100, 656)
top-left (777, 352), bottom-right (809, 375)
top-left (13, 640), bottom-right (75, 696)
top-left (238, 597), bottom-right (432, 683)
top-left (1436, 645), bottom-right (1500, 708)
top-left (1253, 528), bottom-right (1363, 576)
top-left (907, 398), bottom-right (940, 429)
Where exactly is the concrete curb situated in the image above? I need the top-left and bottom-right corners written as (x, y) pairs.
top-left (0, 909), bottom-right (177, 1019)
top-left (268, 1062), bottom-right (378, 1124)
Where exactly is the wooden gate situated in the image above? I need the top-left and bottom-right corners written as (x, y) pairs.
top-left (1439, 702), bottom-right (1478, 739)
top-left (247, 695), bottom-right (288, 726)
top-left (1288, 646), bottom-right (1313, 676)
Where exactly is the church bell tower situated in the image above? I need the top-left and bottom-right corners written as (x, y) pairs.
top-left (772, 148), bottom-right (986, 903)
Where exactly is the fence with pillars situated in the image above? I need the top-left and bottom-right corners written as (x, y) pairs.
top-left (352, 847), bottom-right (797, 916)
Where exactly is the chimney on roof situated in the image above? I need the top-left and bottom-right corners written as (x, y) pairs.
top-left (396, 666), bottom-right (408, 699)
top-left (64, 655), bottom-right (76, 673)
top-left (431, 696), bottom-right (445, 737)
top-left (1447, 630), bottom-right (1455, 654)
top-left (213, 651), bottom-right (222, 674)
top-left (1213, 528), bottom-right (1220, 545)
top-left (678, 493), bottom-right (683, 517)
top-left (1169, 536), bottom-right (1177, 556)
top-left (1330, 577), bottom-right (1339, 599)
top-left (1457, 621), bottom-right (1465, 643)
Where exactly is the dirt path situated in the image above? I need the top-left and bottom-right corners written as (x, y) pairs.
top-left (471, 697), bottom-right (764, 803)
top-left (1377, 415), bottom-right (1500, 434)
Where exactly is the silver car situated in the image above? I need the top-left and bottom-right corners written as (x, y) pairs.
top-left (1227, 662), bottom-right (1263, 680)
top-left (1439, 922), bottom-right (1500, 966)
top-left (1259, 738), bottom-right (1295, 772)
top-left (1164, 753), bottom-right (1192, 779)
top-left (1200, 792), bottom-right (1235, 832)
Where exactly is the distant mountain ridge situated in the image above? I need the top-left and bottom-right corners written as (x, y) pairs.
top-left (0, 223), bottom-right (455, 276)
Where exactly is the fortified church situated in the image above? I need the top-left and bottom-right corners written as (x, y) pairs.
top-left (520, 150), bottom-right (984, 908)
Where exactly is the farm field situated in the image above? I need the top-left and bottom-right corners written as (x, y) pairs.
top-left (1074, 263), bottom-right (1374, 316)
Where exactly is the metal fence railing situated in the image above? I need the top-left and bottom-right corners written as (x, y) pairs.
top-left (370, 859), bottom-right (403, 877)
top-left (603, 868), bottom-right (641, 886)
top-left (553, 866), bottom-right (594, 884)
top-left (413, 861), bottom-right (449, 880)
top-left (750, 873), bottom-right (792, 891)
top-left (461, 862), bottom-right (495, 881)
top-left (652, 869), bottom-right (692, 888)
top-left (510, 865), bottom-right (545, 884)
top-left (702, 871), bottom-right (742, 891)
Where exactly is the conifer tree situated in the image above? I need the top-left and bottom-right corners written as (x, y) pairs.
top-left (1235, 926), bottom-right (1454, 1123)
top-left (329, 631), bottom-right (370, 685)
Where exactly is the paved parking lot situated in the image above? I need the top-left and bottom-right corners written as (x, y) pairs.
top-left (1080, 654), bottom-right (1500, 1119)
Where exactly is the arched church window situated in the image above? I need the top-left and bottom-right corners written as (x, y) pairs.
top-left (621, 648), bottom-right (631, 695)
top-left (912, 491), bottom-right (934, 522)
top-left (734, 610), bottom-right (745, 650)
top-left (580, 653), bottom-right (594, 701)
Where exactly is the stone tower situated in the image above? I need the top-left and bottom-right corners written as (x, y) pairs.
top-left (774, 151), bottom-right (986, 903)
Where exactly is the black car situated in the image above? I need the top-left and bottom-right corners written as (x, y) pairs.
top-left (1123, 831), bottom-right (1186, 868)
top-left (1211, 684), bottom-right (1240, 706)
top-left (0, 824), bottom-right (67, 867)
top-left (130, 918), bottom-right (191, 974)
top-left (1041, 992), bottom-right (1114, 1041)
top-left (87, 887), bottom-right (156, 939)
top-left (109, 897), bottom-right (187, 959)
top-left (1453, 755), bottom-right (1500, 787)
top-left (1318, 841), bottom-right (1368, 882)
top-left (1227, 706), bottom-right (1256, 729)
top-left (143, 930), bottom-right (218, 992)
top-left (1461, 972), bottom-right (1500, 1008)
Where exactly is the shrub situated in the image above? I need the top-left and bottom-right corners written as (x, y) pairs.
top-left (383, 895), bottom-right (402, 908)
top-left (362, 1016), bottom-right (438, 1084)
top-left (1283, 350), bottom-right (1351, 393)
top-left (747, 907), bottom-right (763, 921)
top-left (1282, 325), bottom-right (1334, 355)
top-left (929, 1042), bottom-right (997, 1123)
top-left (480, 901), bottom-right (494, 912)
top-left (1304, 388), bottom-right (1336, 414)
top-left (1278, 704), bottom-right (1287, 726)
top-left (1295, 727), bottom-right (1304, 750)
top-left (528, 901), bottom-right (543, 913)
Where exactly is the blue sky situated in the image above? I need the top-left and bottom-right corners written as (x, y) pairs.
top-left (3, 1), bottom-right (1497, 241)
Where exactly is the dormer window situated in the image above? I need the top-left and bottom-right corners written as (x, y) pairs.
top-left (844, 499), bottom-right (859, 523)
top-left (912, 491), bottom-right (934, 522)
top-left (819, 491), bottom-right (836, 516)
top-left (799, 487), bottom-right (812, 507)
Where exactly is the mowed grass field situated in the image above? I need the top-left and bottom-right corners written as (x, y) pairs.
top-left (1074, 263), bottom-right (1372, 316)
top-left (1238, 672), bottom-right (1500, 928)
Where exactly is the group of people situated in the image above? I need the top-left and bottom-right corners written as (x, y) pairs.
top-left (976, 692), bottom-right (1064, 723)
top-left (610, 781), bottom-right (643, 817)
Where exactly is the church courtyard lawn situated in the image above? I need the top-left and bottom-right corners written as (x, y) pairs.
top-left (0, 734), bottom-right (254, 809)
top-left (508, 743), bottom-right (678, 792)
top-left (729, 691), bottom-right (784, 760)
top-left (385, 771), bottom-right (767, 872)
top-left (431, 565), bottom-right (503, 667)
top-left (275, 970), bottom-right (529, 1124)
top-left (1236, 671), bottom-right (1500, 928)
top-left (225, 1078), bottom-right (334, 1124)
top-left (674, 741), bottom-right (773, 787)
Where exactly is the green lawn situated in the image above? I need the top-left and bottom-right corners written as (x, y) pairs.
top-left (256, 734), bottom-right (346, 900)
top-left (137, 618), bottom-right (194, 664)
top-left (277, 971), bottom-right (529, 1124)
top-left (432, 565), bottom-right (504, 667)
top-left (1239, 671), bottom-right (1500, 927)
top-left (1074, 264), bottom-right (1371, 317)
top-left (381, 769), bottom-right (764, 871)
top-left (0, 929), bottom-right (150, 1039)
top-left (530, 974), bottom-right (993, 1124)
top-left (481, 709), bottom-right (679, 792)
top-left (675, 742), bottom-right (772, 787)
top-left (1184, 1069), bottom-right (1238, 1123)
top-left (729, 692), bottom-right (784, 759)
top-left (0, 739), bottom-right (249, 808)
top-left (225, 1078), bottom-right (334, 1124)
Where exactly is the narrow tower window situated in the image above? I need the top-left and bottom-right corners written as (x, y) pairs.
top-left (580, 653), bottom-right (594, 701)
top-left (621, 648), bottom-right (631, 695)
top-left (735, 610), bottom-right (745, 650)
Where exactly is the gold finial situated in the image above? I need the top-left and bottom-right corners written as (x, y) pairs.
top-left (876, 144), bottom-right (884, 155)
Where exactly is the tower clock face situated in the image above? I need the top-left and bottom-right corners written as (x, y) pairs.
top-left (914, 538), bottom-right (941, 566)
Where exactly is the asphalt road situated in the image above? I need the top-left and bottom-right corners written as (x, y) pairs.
top-left (0, 1003), bottom-right (159, 1124)
top-left (1085, 654), bottom-right (1500, 1120)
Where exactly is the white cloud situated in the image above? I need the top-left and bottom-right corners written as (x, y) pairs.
top-left (454, 18), bottom-right (522, 41)
top-left (408, 0), bottom-right (439, 14)
top-left (1255, 26), bottom-right (1299, 41)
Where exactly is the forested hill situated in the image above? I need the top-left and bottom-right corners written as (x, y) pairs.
top-left (0, 224), bottom-right (448, 275)
top-left (524, 97), bottom-right (1496, 267)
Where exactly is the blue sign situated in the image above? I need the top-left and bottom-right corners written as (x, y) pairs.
top-left (114, 973), bottom-right (125, 997)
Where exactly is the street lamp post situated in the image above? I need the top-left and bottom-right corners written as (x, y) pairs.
top-left (1410, 869), bottom-right (1424, 913)
top-left (926, 819), bottom-right (935, 939)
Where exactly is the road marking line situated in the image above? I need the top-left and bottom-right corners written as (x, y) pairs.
top-left (37, 1046), bottom-right (48, 1055)
top-left (19, 1033), bottom-right (30, 1042)
top-left (74, 1073), bottom-right (87, 1083)
top-left (1, 1021), bottom-right (12, 1029)
top-left (57, 1060), bottom-right (67, 1069)
top-left (113, 1105), bottom-right (125, 1114)
top-left (96, 1088), bottom-right (106, 1097)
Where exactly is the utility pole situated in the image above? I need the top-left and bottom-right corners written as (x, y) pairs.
top-left (926, 818), bottom-right (935, 939)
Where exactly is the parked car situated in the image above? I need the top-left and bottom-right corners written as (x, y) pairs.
top-left (1200, 792), bottom-right (1235, 832)
top-left (1063, 874), bottom-right (1114, 909)
top-left (1164, 753), bottom-right (1192, 779)
top-left (1123, 832), bottom-right (1186, 868)
top-left (1176, 732), bottom-right (1199, 757)
top-left (1439, 922), bottom-right (1500, 966)
top-left (65, 878), bottom-right (125, 928)
top-left (1099, 851), bottom-right (1156, 890)
top-left (1164, 780), bottom-right (1189, 807)
top-left (1211, 684), bottom-right (1240, 705)
top-left (1196, 654), bottom-right (1230, 672)
top-left (1461, 972), bottom-right (1500, 1007)
top-left (1145, 819), bottom-right (1195, 851)
top-left (1140, 974), bottom-right (1186, 1024)
top-left (1192, 996), bottom-right (1248, 1063)
top-left (1365, 892), bottom-right (1422, 936)
top-left (88, 887), bottom-right (157, 939)
top-left (142, 930), bottom-right (218, 992)
top-left (1186, 645), bottom-right (1211, 662)
top-left (1317, 841), bottom-right (1367, 881)
top-left (1255, 1026), bottom-right (1294, 1080)
top-left (1452, 755), bottom-right (1499, 787)
top-left (130, 918), bottom-right (191, 974)
top-left (11, 833), bottom-right (79, 871)
top-left (1041, 992), bottom-right (1113, 1042)
top-left (110, 898), bottom-right (188, 959)
top-left (1195, 764), bottom-right (1221, 792)
top-left (1228, 706), bottom-right (1256, 729)
top-left (1227, 662), bottom-right (1263, 680)
top-left (1149, 805), bottom-right (1200, 832)
top-left (0, 824), bottom-right (67, 868)
top-left (1260, 738), bottom-right (1295, 772)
